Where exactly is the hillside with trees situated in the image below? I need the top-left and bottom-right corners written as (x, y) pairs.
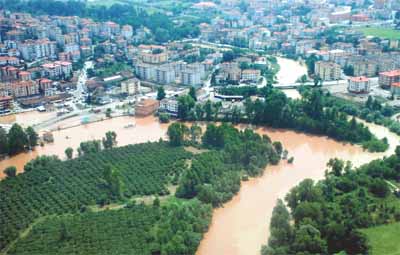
top-left (262, 149), bottom-right (400, 255)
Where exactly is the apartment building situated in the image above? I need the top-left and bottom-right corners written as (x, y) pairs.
top-left (159, 97), bottom-right (179, 116)
top-left (155, 64), bottom-right (176, 84)
top-left (18, 39), bottom-right (57, 61)
top-left (0, 95), bottom-right (12, 112)
top-left (11, 80), bottom-right (39, 97)
top-left (41, 61), bottom-right (72, 79)
top-left (121, 78), bottom-right (141, 95)
top-left (315, 61), bottom-right (341, 81)
top-left (241, 69), bottom-right (261, 82)
top-left (379, 69), bottom-right (400, 89)
top-left (347, 76), bottom-right (370, 93)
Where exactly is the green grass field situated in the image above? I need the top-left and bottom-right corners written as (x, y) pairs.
top-left (358, 27), bottom-right (400, 40)
top-left (362, 222), bottom-right (400, 255)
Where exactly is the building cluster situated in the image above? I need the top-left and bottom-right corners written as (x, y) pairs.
top-left (192, 0), bottom-right (400, 95)
top-left (0, 10), bottom-right (146, 112)
top-left (133, 44), bottom-right (218, 86)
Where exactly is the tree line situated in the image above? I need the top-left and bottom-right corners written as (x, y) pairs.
top-left (262, 149), bottom-right (400, 255)
top-left (0, 124), bottom-right (38, 156)
top-left (175, 85), bottom-right (388, 152)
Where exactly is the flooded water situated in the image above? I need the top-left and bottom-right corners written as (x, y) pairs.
top-left (196, 121), bottom-right (399, 255)
top-left (276, 57), bottom-right (306, 99)
top-left (276, 57), bottom-right (307, 85)
top-left (0, 115), bottom-right (168, 178)
top-left (1, 109), bottom-right (399, 255)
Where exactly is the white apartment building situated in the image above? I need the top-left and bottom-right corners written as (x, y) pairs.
top-left (348, 76), bottom-right (370, 93)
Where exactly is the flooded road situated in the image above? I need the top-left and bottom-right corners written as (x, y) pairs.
top-left (196, 122), bottom-right (399, 255)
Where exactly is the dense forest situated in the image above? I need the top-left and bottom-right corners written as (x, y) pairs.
top-left (262, 150), bottom-right (400, 255)
top-left (1, 123), bottom-right (283, 254)
top-left (0, 0), bottom-right (202, 43)
top-left (177, 86), bottom-right (388, 152)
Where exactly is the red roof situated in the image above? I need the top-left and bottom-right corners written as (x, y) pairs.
top-left (392, 82), bottom-right (400, 88)
top-left (349, 76), bottom-right (369, 82)
top-left (380, 70), bottom-right (400, 77)
top-left (0, 96), bottom-right (12, 101)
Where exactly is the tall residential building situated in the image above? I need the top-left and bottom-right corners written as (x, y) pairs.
top-left (121, 78), bottom-right (141, 95)
top-left (379, 69), bottom-right (400, 89)
top-left (18, 39), bottom-right (57, 61)
top-left (315, 61), bottom-right (341, 81)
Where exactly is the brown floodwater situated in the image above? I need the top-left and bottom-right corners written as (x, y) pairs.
top-left (1, 111), bottom-right (399, 255)
top-left (0, 115), bottom-right (169, 178)
top-left (196, 122), bottom-right (399, 255)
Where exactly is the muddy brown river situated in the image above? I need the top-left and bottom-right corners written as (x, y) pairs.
top-left (1, 111), bottom-right (399, 255)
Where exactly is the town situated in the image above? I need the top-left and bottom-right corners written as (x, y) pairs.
top-left (0, 0), bottom-right (400, 255)
top-left (0, 0), bottom-right (399, 133)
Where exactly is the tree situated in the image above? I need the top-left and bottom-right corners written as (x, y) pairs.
top-left (7, 123), bottom-right (28, 155)
top-left (4, 166), bottom-right (17, 178)
top-left (157, 86), bottom-right (166, 101)
top-left (189, 124), bottom-right (202, 143)
top-left (167, 123), bottom-right (187, 146)
top-left (189, 86), bottom-right (197, 101)
top-left (343, 65), bottom-right (354, 76)
top-left (222, 51), bottom-right (236, 62)
top-left (292, 224), bottom-right (327, 254)
top-left (272, 141), bottom-right (283, 157)
top-left (327, 158), bottom-right (344, 177)
top-left (26, 126), bottom-right (38, 148)
top-left (65, 147), bottom-right (73, 159)
top-left (79, 140), bottom-right (102, 155)
top-left (103, 165), bottom-right (122, 200)
top-left (0, 127), bottom-right (8, 155)
top-left (102, 131), bottom-right (117, 149)
top-left (159, 113), bottom-right (170, 123)
top-left (177, 95), bottom-right (195, 120)
top-left (105, 108), bottom-right (112, 118)
top-left (266, 199), bottom-right (293, 253)
top-left (59, 222), bottom-right (70, 241)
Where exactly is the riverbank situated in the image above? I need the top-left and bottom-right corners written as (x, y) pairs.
top-left (0, 115), bottom-right (169, 179)
top-left (196, 120), bottom-right (399, 255)
top-left (1, 110), bottom-right (399, 255)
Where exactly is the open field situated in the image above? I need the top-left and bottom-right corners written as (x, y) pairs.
top-left (362, 222), bottom-right (400, 255)
top-left (358, 27), bottom-right (400, 40)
